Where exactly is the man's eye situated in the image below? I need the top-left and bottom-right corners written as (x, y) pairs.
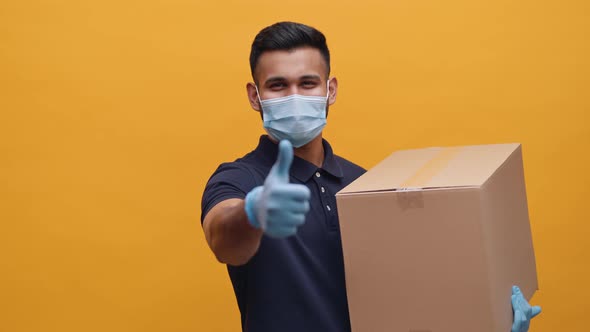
top-left (302, 81), bottom-right (317, 88)
top-left (270, 83), bottom-right (286, 89)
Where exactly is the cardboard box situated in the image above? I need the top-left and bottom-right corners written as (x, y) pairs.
top-left (336, 143), bottom-right (538, 332)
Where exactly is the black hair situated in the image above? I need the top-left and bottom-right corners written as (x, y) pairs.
top-left (249, 21), bottom-right (331, 82)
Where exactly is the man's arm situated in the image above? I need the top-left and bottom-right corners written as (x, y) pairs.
top-left (202, 140), bottom-right (310, 266)
top-left (203, 198), bottom-right (263, 266)
top-left (511, 285), bottom-right (541, 332)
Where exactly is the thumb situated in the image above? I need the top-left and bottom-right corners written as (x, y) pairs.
top-left (273, 140), bottom-right (294, 182)
top-left (531, 306), bottom-right (541, 318)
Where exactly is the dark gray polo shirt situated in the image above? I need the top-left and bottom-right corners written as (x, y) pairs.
top-left (201, 135), bottom-right (366, 332)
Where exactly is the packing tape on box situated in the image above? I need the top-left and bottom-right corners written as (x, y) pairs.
top-left (396, 189), bottom-right (424, 211)
top-left (397, 146), bottom-right (463, 211)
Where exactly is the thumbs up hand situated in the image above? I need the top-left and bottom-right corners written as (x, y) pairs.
top-left (245, 140), bottom-right (311, 238)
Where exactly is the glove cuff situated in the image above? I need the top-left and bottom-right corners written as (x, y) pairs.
top-left (244, 186), bottom-right (263, 229)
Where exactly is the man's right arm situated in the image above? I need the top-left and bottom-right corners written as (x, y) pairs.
top-left (203, 198), bottom-right (263, 266)
top-left (202, 140), bottom-right (310, 266)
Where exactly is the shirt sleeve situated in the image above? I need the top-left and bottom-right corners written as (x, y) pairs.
top-left (200, 162), bottom-right (258, 224)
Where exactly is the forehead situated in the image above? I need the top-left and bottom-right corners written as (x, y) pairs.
top-left (255, 47), bottom-right (327, 83)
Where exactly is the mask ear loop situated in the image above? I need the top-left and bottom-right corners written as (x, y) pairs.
top-left (254, 85), bottom-right (263, 105)
top-left (255, 85), bottom-right (268, 123)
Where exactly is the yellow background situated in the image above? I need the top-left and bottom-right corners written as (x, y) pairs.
top-left (1, 0), bottom-right (588, 331)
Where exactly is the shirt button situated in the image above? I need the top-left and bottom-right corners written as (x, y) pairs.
top-left (321, 187), bottom-right (325, 193)
top-left (326, 205), bottom-right (331, 211)
top-left (315, 172), bottom-right (321, 178)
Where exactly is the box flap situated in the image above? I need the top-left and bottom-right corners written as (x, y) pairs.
top-left (338, 143), bottom-right (521, 194)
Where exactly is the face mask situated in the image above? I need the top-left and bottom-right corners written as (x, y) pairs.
top-left (256, 81), bottom-right (329, 148)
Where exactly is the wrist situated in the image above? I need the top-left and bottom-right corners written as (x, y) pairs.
top-left (244, 186), bottom-right (263, 229)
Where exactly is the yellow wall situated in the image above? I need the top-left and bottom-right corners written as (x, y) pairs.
top-left (1, 1), bottom-right (588, 331)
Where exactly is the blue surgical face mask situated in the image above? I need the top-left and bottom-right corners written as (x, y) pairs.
top-left (256, 81), bottom-right (329, 148)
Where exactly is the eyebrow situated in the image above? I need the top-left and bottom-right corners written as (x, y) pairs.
top-left (264, 77), bottom-right (287, 86)
top-left (300, 75), bottom-right (322, 81)
top-left (263, 74), bottom-right (323, 86)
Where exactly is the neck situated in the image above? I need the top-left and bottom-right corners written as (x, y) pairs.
top-left (268, 135), bottom-right (325, 168)
top-left (294, 135), bottom-right (324, 168)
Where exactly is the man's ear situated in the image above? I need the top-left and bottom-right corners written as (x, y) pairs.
top-left (328, 77), bottom-right (338, 106)
top-left (246, 82), bottom-right (261, 111)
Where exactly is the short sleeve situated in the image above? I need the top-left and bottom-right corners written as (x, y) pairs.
top-left (200, 162), bottom-right (259, 224)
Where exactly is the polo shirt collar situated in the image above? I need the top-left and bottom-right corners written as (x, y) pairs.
top-left (254, 135), bottom-right (344, 182)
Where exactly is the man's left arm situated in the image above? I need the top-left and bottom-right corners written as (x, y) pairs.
top-left (511, 285), bottom-right (542, 332)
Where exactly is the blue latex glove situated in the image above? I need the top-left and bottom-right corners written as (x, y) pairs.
top-left (511, 285), bottom-right (542, 332)
top-left (244, 140), bottom-right (311, 238)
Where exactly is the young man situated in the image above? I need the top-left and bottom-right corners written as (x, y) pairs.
top-left (201, 22), bottom-right (540, 332)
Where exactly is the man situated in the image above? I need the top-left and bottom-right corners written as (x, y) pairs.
top-left (201, 21), bottom-right (540, 332)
